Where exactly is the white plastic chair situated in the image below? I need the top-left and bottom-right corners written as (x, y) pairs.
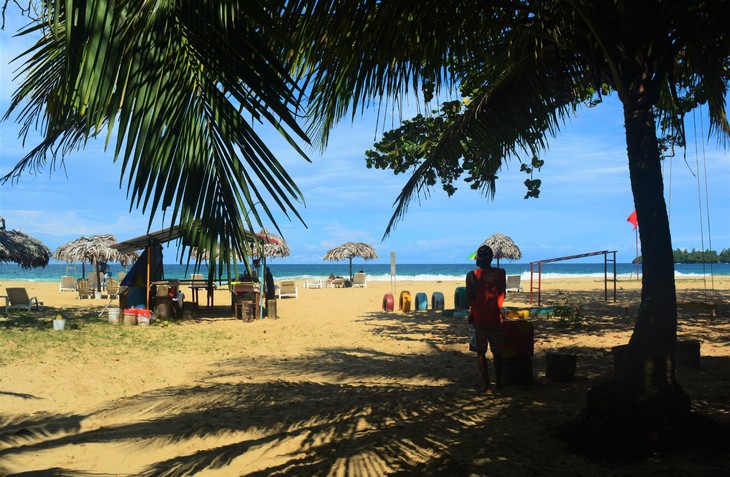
top-left (352, 272), bottom-right (367, 288)
top-left (506, 275), bottom-right (523, 292)
top-left (59, 275), bottom-right (76, 292)
top-left (277, 280), bottom-right (298, 299)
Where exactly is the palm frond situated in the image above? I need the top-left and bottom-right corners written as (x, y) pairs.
top-left (289, 0), bottom-right (484, 148)
top-left (3, 0), bottom-right (310, 273)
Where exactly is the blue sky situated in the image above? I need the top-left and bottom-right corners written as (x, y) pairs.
top-left (1, 10), bottom-right (728, 265)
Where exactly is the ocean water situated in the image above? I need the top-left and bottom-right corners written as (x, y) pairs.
top-left (1, 262), bottom-right (727, 283)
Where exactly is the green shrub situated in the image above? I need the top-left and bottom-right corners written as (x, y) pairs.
top-left (550, 294), bottom-right (586, 328)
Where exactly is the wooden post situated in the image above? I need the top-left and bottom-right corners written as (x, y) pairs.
top-left (154, 296), bottom-right (174, 319)
top-left (266, 299), bottom-right (278, 319)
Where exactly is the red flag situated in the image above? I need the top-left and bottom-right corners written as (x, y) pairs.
top-left (627, 210), bottom-right (638, 229)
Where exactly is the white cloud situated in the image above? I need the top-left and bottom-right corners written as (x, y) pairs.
top-left (2, 12), bottom-right (727, 265)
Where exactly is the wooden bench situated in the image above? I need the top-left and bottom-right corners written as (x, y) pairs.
top-left (677, 301), bottom-right (717, 317)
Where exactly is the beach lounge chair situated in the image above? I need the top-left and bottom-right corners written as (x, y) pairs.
top-left (352, 272), bottom-right (367, 288)
top-left (506, 275), bottom-right (523, 292)
top-left (59, 275), bottom-right (76, 292)
top-left (88, 272), bottom-right (103, 291)
top-left (3, 287), bottom-right (44, 312)
top-left (331, 278), bottom-right (346, 288)
top-left (277, 280), bottom-right (298, 299)
top-left (306, 278), bottom-right (325, 289)
top-left (77, 279), bottom-right (93, 299)
top-left (105, 278), bottom-right (120, 300)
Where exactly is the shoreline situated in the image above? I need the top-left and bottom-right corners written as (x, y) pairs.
top-left (2, 262), bottom-right (728, 284)
top-left (1, 272), bottom-right (726, 284)
top-left (2, 275), bottom-right (728, 314)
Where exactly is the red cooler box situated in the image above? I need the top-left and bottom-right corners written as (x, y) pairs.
top-left (501, 319), bottom-right (534, 358)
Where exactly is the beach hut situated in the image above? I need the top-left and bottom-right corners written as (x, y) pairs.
top-left (187, 227), bottom-right (287, 263)
top-left (323, 242), bottom-right (379, 281)
top-left (0, 218), bottom-right (51, 269)
top-left (113, 224), bottom-right (277, 314)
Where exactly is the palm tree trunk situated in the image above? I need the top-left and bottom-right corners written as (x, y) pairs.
top-left (560, 98), bottom-right (691, 457)
top-left (618, 102), bottom-right (684, 397)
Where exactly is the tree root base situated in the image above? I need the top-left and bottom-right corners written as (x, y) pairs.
top-left (555, 377), bottom-right (729, 460)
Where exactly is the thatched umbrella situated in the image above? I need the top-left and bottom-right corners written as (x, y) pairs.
top-left (188, 229), bottom-right (283, 283)
top-left (188, 246), bottom-right (218, 262)
top-left (0, 218), bottom-right (51, 269)
top-left (323, 242), bottom-right (378, 281)
top-left (258, 227), bottom-right (290, 258)
top-left (470, 232), bottom-right (522, 267)
top-left (53, 234), bottom-right (138, 291)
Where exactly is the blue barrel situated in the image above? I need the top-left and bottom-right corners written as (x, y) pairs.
top-left (431, 292), bottom-right (445, 311)
top-left (454, 286), bottom-right (468, 309)
top-left (415, 292), bottom-right (428, 310)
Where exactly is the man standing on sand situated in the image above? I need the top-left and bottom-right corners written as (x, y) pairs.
top-left (466, 245), bottom-right (507, 393)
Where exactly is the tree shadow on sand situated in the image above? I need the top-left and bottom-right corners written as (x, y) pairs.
top-left (1, 292), bottom-right (729, 476)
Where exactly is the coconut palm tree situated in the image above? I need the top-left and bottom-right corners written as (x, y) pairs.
top-left (2, 0), bottom-right (308, 279)
top-left (294, 0), bottom-right (730, 454)
top-left (3, 0), bottom-right (728, 455)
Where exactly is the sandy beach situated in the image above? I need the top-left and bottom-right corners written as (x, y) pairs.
top-left (1, 276), bottom-right (729, 475)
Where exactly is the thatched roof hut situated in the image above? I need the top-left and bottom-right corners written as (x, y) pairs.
top-left (188, 229), bottom-right (287, 262)
top-left (0, 218), bottom-right (51, 269)
top-left (323, 242), bottom-right (378, 280)
top-left (53, 234), bottom-right (138, 266)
